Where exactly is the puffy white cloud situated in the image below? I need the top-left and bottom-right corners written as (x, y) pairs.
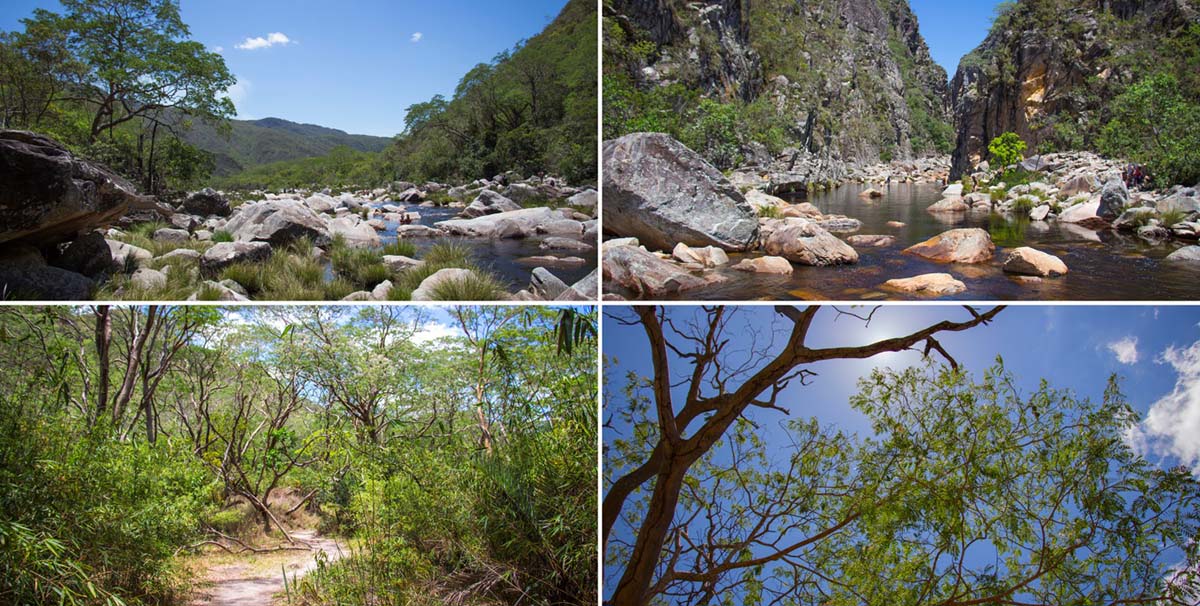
top-left (1127, 340), bottom-right (1200, 475)
top-left (1107, 336), bottom-right (1140, 365)
top-left (410, 32), bottom-right (423, 43)
top-left (214, 45), bottom-right (224, 53)
top-left (413, 322), bottom-right (459, 345)
top-left (236, 32), bottom-right (293, 50)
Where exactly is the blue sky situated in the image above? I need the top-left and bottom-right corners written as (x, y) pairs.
top-left (1, 0), bottom-right (571, 136)
top-left (603, 305), bottom-right (1200, 598)
top-left (605, 305), bottom-right (1200, 471)
top-left (910, 0), bottom-right (1006, 76)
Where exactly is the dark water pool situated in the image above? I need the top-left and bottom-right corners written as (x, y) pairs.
top-left (661, 182), bottom-right (1200, 301)
top-left (369, 202), bottom-right (596, 289)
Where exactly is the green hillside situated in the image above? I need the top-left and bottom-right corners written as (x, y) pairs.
top-left (179, 116), bottom-right (394, 176)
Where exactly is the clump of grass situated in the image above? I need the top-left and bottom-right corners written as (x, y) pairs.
top-left (381, 239), bottom-right (417, 257)
top-left (757, 205), bottom-right (782, 219)
top-left (425, 191), bottom-right (457, 206)
top-left (1160, 208), bottom-right (1189, 227)
top-left (423, 241), bottom-right (474, 267)
top-left (212, 230), bottom-right (234, 243)
top-left (95, 257), bottom-right (206, 301)
top-left (330, 244), bottom-right (390, 289)
top-left (989, 186), bottom-right (1008, 203)
top-left (428, 271), bottom-right (507, 301)
top-left (1013, 195), bottom-right (1039, 212)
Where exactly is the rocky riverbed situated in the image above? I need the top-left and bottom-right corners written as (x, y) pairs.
top-left (601, 133), bottom-right (1200, 300)
top-left (0, 130), bottom-right (598, 301)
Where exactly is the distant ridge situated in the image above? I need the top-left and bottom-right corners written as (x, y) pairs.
top-left (178, 115), bottom-right (394, 176)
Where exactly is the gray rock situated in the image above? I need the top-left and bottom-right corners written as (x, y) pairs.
top-left (540, 237), bottom-right (594, 252)
top-left (436, 207), bottom-right (560, 239)
top-left (53, 232), bottom-right (114, 277)
top-left (0, 130), bottom-right (152, 246)
top-left (1157, 194), bottom-right (1200, 215)
top-left (535, 219), bottom-right (586, 237)
top-left (1165, 246), bottom-right (1200, 263)
top-left (411, 268), bottom-right (474, 301)
top-left (530, 267), bottom-right (570, 299)
top-left (200, 241), bottom-right (271, 275)
top-left (224, 200), bottom-right (331, 246)
top-left (567, 189), bottom-right (597, 209)
top-left (371, 280), bottom-right (394, 300)
top-left (1058, 199), bottom-right (1102, 224)
top-left (0, 245), bottom-right (94, 300)
top-left (927, 196), bottom-right (969, 213)
top-left (1098, 179), bottom-right (1129, 219)
top-left (382, 255), bottom-right (424, 273)
top-left (816, 217), bottom-right (862, 234)
top-left (170, 213), bottom-right (199, 231)
top-left (130, 267), bottom-right (168, 290)
top-left (761, 218), bottom-right (858, 266)
top-left (327, 216), bottom-right (381, 248)
top-left (567, 269), bottom-right (599, 299)
top-left (157, 248), bottom-right (202, 263)
top-left (182, 188), bottom-right (230, 217)
top-left (1029, 205), bottom-right (1051, 221)
top-left (303, 193), bottom-right (338, 214)
top-left (461, 190), bottom-right (521, 218)
top-left (153, 228), bottom-right (190, 243)
top-left (602, 245), bottom-right (707, 297)
top-left (106, 239), bottom-right (153, 270)
top-left (846, 234), bottom-right (896, 247)
top-left (602, 133), bottom-right (759, 252)
top-left (188, 280), bottom-right (250, 301)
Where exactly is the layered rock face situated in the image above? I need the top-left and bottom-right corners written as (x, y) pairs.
top-left (948, 0), bottom-right (1198, 179)
top-left (0, 130), bottom-right (152, 246)
top-left (607, 0), bottom-right (952, 162)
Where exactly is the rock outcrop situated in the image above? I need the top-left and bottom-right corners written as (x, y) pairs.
top-left (602, 133), bottom-right (759, 251)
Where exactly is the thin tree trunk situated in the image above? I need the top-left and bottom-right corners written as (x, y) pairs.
top-left (94, 306), bottom-right (111, 426)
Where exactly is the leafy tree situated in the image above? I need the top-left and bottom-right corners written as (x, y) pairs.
top-left (987, 131), bottom-right (1026, 169)
top-left (1101, 72), bottom-right (1200, 187)
top-left (22, 0), bottom-right (235, 143)
top-left (603, 306), bottom-right (1200, 606)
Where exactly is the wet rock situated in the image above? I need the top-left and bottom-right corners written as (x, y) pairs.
top-left (411, 268), bottom-right (473, 301)
top-left (761, 218), bottom-right (858, 266)
top-left (1137, 225), bottom-right (1171, 240)
top-left (846, 234), bottom-right (896, 247)
top-left (859, 188), bottom-right (884, 199)
top-left (436, 207), bottom-right (559, 239)
top-left (182, 188), bottom-right (230, 217)
top-left (780, 203), bottom-right (823, 219)
top-left (602, 245), bottom-right (707, 297)
top-left (0, 245), bottom-right (94, 300)
top-left (731, 256), bottom-right (793, 274)
top-left (461, 190), bottom-right (521, 218)
top-left (1058, 199), bottom-right (1101, 224)
top-left (816, 217), bottom-right (862, 234)
top-left (1165, 246), bottom-right (1200, 263)
top-left (882, 273), bottom-right (966, 296)
top-left (903, 228), bottom-right (994, 263)
top-left (1002, 247), bottom-right (1067, 277)
top-left (224, 200), bottom-right (332, 246)
top-left (602, 133), bottom-right (759, 251)
top-left (887, 220), bottom-right (906, 228)
top-left (200, 241), bottom-right (271, 275)
top-left (1098, 179), bottom-right (1129, 219)
top-left (1172, 222), bottom-right (1200, 240)
top-left (927, 196), bottom-right (969, 213)
top-left (672, 243), bottom-right (729, 267)
top-left (0, 130), bottom-right (151, 246)
top-left (517, 255), bottom-right (587, 268)
top-left (540, 237), bottom-right (594, 252)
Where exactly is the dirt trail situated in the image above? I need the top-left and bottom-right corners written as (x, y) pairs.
top-left (190, 530), bottom-right (344, 606)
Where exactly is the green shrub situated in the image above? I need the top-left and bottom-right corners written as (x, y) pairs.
top-left (211, 230), bottom-right (234, 243)
top-left (1101, 72), bottom-right (1200, 188)
top-left (1160, 208), bottom-right (1189, 227)
top-left (757, 205), bottom-right (782, 219)
top-left (330, 245), bottom-right (390, 289)
top-left (988, 132), bottom-right (1027, 169)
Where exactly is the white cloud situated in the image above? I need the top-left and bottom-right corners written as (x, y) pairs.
top-left (410, 32), bottom-right (423, 43)
top-left (1127, 340), bottom-right (1200, 475)
top-left (413, 322), bottom-right (458, 345)
top-left (1107, 336), bottom-right (1140, 365)
top-left (214, 45), bottom-right (224, 53)
top-left (236, 32), bottom-right (293, 50)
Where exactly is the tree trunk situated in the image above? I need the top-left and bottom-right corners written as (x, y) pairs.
top-left (610, 461), bottom-right (690, 606)
top-left (94, 306), bottom-right (112, 426)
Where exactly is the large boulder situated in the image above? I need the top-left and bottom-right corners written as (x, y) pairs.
top-left (1002, 247), bottom-right (1068, 276)
top-left (0, 245), bottom-right (94, 300)
top-left (303, 193), bottom-right (339, 214)
top-left (224, 200), bottom-right (332, 246)
top-left (411, 268), bottom-right (474, 301)
top-left (926, 196), bottom-right (969, 213)
top-left (603, 133), bottom-right (759, 251)
top-left (1165, 246), bottom-right (1200, 263)
top-left (1098, 179), bottom-right (1129, 219)
top-left (602, 244), bottom-right (707, 297)
top-left (436, 207), bottom-right (560, 239)
top-left (529, 267), bottom-right (570, 300)
top-left (53, 232), bottom-right (114, 278)
top-left (1059, 174), bottom-right (1095, 197)
top-left (903, 228), bottom-right (994, 263)
top-left (327, 217), bottom-right (381, 248)
top-left (1, 130), bottom-right (154, 246)
top-left (567, 189), bottom-right (597, 210)
top-left (200, 241), bottom-right (271, 275)
top-left (1058, 199), bottom-right (1102, 224)
top-left (882, 273), bottom-right (966, 296)
top-left (461, 190), bottom-right (521, 218)
top-left (761, 218), bottom-right (858, 266)
top-left (106, 239), bottom-right (153, 269)
top-left (182, 188), bottom-right (230, 217)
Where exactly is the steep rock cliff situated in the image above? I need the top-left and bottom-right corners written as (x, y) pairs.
top-left (948, 0), bottom-right (1198, 178)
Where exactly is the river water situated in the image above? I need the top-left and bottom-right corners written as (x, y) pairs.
top-left (371, 202), bottom-right (596, 289)
top-left (665, 182), bottom-right (1200, 301)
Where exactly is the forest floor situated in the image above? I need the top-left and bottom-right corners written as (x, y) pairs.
top-left (187, 529), bottom-right (344, 606)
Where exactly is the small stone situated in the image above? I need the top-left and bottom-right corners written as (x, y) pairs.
top-left (882, 273), bottom-right (966, 296)
top-left (731, 256), bottom-right (793, 274)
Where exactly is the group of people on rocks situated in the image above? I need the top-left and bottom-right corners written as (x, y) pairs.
top-left (1123, 164), bottom-right (1150, 189)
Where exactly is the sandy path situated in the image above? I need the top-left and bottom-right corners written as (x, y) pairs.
top-left (190, 530), bottom-right (344, 606)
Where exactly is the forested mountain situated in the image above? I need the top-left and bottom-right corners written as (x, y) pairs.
top-left (386, 0), bottom-right (597, 184)
top-left (178, 116), bottom-right (394, 176)
top-left (603, 0), bottom-right (953, 168)
top-left (948, 0), bottom-right (1200, 181)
